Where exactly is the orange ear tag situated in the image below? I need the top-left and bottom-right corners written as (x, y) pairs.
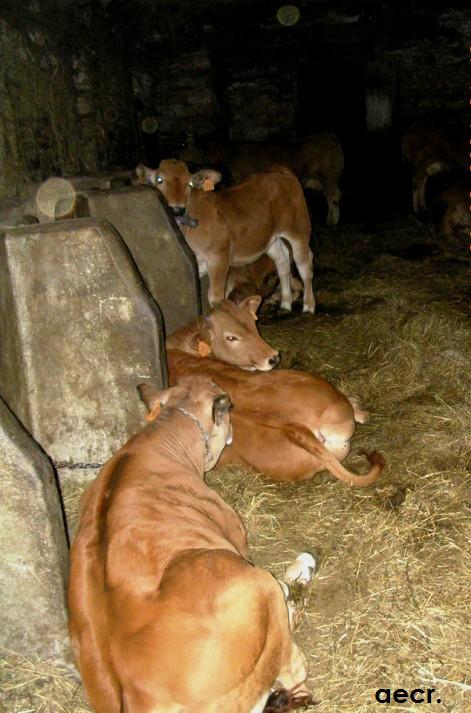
top-left (197, 340), bottom-right (212, 357)
top-left (145, 402), bottom-right (161, 422)
top-left (203, 178), bottom-right (214, 192)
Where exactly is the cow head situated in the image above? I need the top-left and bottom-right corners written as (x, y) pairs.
top-left (191, 296), bottom-right (281, 372)
top-left (137, 375), bottom-right (233, 470)
top-left (136, 159), bottom-right (222, 227)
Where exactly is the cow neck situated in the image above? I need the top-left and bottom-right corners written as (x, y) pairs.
top-left (146, 409), bottom-right (206, 477)
top-left (176, 407), bottom-right (211, 461)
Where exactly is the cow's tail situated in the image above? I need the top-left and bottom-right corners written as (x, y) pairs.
top-left (282, 422), bottom-right (384, 487)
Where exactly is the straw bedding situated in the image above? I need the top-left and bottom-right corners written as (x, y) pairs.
top-left (1, 217), bottom-right (469, 712)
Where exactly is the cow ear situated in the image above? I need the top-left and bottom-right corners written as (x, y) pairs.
top-left (189, 169), bottom-right (222, 191)
top-left (136, 164), bottom-right (156, 185)
top-left (197, 340), bottom-right (212, 357)
top-left (189, 318), bottom-right (212, 356)
top-left (189, 333), bottom-right (212, 357)
top-left (137, 383), bottom-right (173, 422)
top-left (238, 294), bottom-right (262, 320)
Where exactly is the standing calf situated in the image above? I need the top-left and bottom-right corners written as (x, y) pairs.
top-left (138, 159), bottom-right (315, 313)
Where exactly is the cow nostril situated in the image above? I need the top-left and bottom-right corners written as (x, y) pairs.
top-left (268, 353), bottom-right (281, 367)
top-left (171, 206), bottom-right (185, 217)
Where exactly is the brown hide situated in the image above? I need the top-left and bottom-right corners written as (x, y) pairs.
top-left (68, 376), bottom-right (310, 713)
top-left (225, 254), bottom-right (304, 310)
top-left (167, 301), bottom-right (384, 486)
top-left (402, 124), bottom-right (464, 213)
top-left (180, 133), bottom-right (344, 226)
top-left (141, 159), bottom-right (315, 313)
top-left (434, 185), bottom-right (471, 247)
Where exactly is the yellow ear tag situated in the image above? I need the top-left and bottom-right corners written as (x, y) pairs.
top-left (197, 340), bottom-right (212, 357)
top-left (203, 178), bottom-right (214, 192)
top-left (145, 402), bottom-right (161, 422)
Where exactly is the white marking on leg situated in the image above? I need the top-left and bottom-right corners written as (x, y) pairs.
top-left (197, 258), bottom-right (208, 277)
top-left (287, 240), bottom-right (315, 313)
top-left (267, 239), bottom-right (292, 311)
top-left (285, 552), bottom-right (317, 585)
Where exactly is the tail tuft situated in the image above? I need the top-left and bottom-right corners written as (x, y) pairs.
top-left (360, 450), bottom-right (386, 468)
top-left (264, 687), bottom-right (319, 711)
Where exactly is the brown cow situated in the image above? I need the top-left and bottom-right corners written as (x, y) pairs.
top-left (225, 254), bottom-right (304, 311)
top-left (68, 375), bottom-right (314, 713)
top-left (402, 124), bottom-right (463, 214)
top-left (167, 297), bottom-right (385, 486)
top-left (137, 159), bottom-right (315, 313)
top-left (180, 133), bottom-right (345, 227)
top-left (431, 184), bottom-right (471, 248)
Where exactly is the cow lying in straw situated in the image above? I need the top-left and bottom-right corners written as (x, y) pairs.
top-left (167, 298), bottom-right (385, 486)
top-left (68, 375), bottom-right (314, 713)
top-left (136, 159), bottom-right (315, 313)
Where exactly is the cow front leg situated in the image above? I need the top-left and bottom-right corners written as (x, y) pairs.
top-left (267, 239), bottom-right (292, 311)
top-left (206, 255), bottom-right (229, 306)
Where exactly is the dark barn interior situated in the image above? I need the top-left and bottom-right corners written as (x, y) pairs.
top-left (0, 1), bottom-right (470, 712)
top-left (0, 0), bottom-right (469, 214)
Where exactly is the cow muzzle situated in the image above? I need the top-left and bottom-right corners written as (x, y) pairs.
top-left (175, 214), bottom-right (199, 228)
top-left (171, 206), bottom-right (185, 217)
top-left (252, 351), bottom-right (280, 372)
top-left (171, 207), bottom-right (199, 228)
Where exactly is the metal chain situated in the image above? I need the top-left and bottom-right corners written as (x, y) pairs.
top-left (54, 461), bottom-right (103, 470)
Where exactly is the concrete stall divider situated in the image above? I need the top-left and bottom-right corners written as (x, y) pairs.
top-left (75, 184), bottom-right (201, 334)
top-left (0, 396), bottom-right (70, 663)
top-left (0, 218), bottom-right (167, 487)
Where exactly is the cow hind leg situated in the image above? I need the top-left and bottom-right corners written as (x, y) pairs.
top-left (283, 236), bottom-right (315, 313)
top-left (274, 641), bottom-right (311, 702)
top-left (325, 186), bottom-right (341, 226)
top-left (267, 239), bottom-right (292, 311)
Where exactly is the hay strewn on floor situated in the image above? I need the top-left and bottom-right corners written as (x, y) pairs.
top-left (1, 217), bottom-right (470, 712)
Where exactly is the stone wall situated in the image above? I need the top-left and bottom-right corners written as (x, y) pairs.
top-left (0, 2), bottom-right (467, 193)
top-left (0, 5), bottom-right (137, 203)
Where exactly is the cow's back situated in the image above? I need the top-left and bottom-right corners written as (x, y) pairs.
top-left (185, 167), bottom-right (310, 246)
top-left (294, 133), bottom-right (344, 182)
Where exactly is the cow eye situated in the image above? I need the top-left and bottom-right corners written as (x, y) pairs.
top-left (156, 176), bottom-right (163, 184)
top-left (225, 335), bottom-right (239, 342)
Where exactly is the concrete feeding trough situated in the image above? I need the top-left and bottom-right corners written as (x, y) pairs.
top-left (0, 218), bottom-right (166, 478)
top-left (76, 184), bottom-right (201, 335)
top-left (0, 177), bottom-right (201, 336)
top-left (0, 396), bottom-right (70, 662)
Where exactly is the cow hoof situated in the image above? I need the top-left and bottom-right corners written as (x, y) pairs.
top-left (303, 304), bottom-right (315, 314)
top-left (285, 552), bottom-right (317, 585)
top-left (280, 301), bottom-right (292, 312)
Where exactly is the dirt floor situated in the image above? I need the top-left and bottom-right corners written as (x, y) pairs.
top-left (1, 214), bottom-right (470, 712)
